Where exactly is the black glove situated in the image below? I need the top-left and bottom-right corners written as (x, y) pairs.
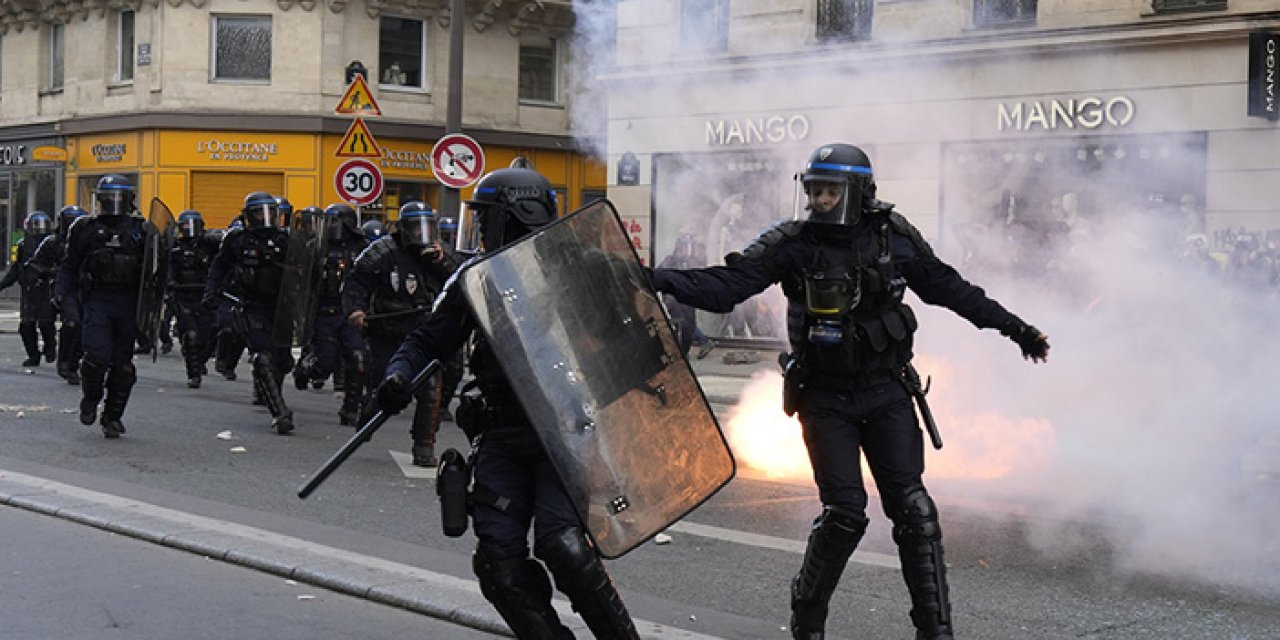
top-left (1001, 320), bottom-right (1050, 363)
top-left (201, 293), bottom-right (220, 310)
top-left (49, 296), bottom-right (61, 313)
top-left (375, 372), bottom-right (414, 414)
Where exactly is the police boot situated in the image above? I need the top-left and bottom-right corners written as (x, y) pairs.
top-left (252, 353), bottom-right (294, 434)
top-left (409, 379), bottom-right (440, 467)
top-left (58, 360), bottom-right (81, 385)
top-left (536, 527), bottom-right (641, 640)
top-left (19, 321), bottom-right (41, 366)
top-left (337, 350), bottom-right (367, 426)
top-left (79, 357), bottom-right (109, 426)
top-left (790, 507), bottom-right (868, 640)
top-left (293, 353), bottom-right (315, 391)
top-left (181, 331), bottom-right (203, 388)
top-left (473, 543), bottom-right (575, 640)
top-left (39, 321), bottom-right (57, 362)
top-left (100, 363), bottom-right (136, 438)
top-left (892, 486), bottom-right (954, 640)
top-left (58, 323), bottom-right (82, 384)
top-left (214, 330), bottom-right (237, 380)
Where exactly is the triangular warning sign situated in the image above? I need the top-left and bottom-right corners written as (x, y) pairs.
top-left (335, 118), bottom-right (383, 159)
top-left (334, 75), bottom-right (382, 116)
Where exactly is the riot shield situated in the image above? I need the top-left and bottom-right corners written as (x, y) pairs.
top-left (137, 198), bottom-right (175, 362)
top-left (273, 212), bottom-right (329, 348)
top-left (459, 199), bottom-right (735, 558)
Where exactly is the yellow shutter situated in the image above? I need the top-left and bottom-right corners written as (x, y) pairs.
top-left (191, 172), bottom-right (284, 229)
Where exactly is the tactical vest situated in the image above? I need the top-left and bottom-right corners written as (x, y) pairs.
top-left (368, 246), bottom-right (440, 337)
top-left (318, 242), bottom-right (358, 305)
top-left (170, 239), bottom-right (212, 291)
top-left (467, 332), bottom-right (528, 425)
top-left (232, 229), bottom-right (288, 303)
top-left (82, 217), bottom-right (144, 288)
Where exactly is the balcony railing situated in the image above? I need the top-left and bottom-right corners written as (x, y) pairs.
top-left (973, 0), bottom-right (1038, 29)
top-left (1151, 0), bottom-right (1228, 14)
top-left (817, 0), bottom-right (874, 42)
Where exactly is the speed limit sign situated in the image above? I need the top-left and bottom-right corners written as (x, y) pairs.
top-left (334, 158), bottom-right (384, 206)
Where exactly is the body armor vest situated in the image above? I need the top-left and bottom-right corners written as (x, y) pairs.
top-left (368, 246), bottom-right (440, 337)
top-left (318, 241), bottom-right (359, 308)
top-left (467, 332), bottom-right (527, 424)
top-left (232, 229), bottom-right (288, 304)
top-left (82, 217), bottom-right (144, 289)
top-left (170, 238), bottom-right (212, 295)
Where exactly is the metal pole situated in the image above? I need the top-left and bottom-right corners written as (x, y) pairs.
top-left (439, 0), bottom-right (465, 218)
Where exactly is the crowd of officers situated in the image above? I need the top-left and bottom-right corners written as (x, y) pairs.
top-left (1, 174), bottom-right (460, 465)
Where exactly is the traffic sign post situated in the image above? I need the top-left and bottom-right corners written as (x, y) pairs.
top-left (334, 159), bottom-right (384, 207)
top-left (430, 134), bottom-right (486, 189)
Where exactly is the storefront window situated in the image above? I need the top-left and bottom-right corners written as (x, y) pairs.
top-left (2, 170), bottom-right (60, 266)
top-left (382, 180), bottom-right (440, 226)
top-left (212, 15), bottom-right (271, 82)
top-left (379, 17), bottom-right (426, 90)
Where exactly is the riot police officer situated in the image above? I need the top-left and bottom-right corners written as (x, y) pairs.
top-left (293, 203), bottom-right (370, 425)
top-left (360, 219), bottom-right (387, 243)
top-left (29, 205), bottom-right (88, 383)
top-left (167, 210), bottom-right (218, 388)
top-left (0, 211), bottom-right (57, 366)
top-left (211, 217), bottom-right (247, 381)
top-left (372, 169), bottom-right (640, 638)
top-left (56, 175), bottom-right (148, 438)
top-left (345, 201), bottom-right (456, 465)
top-left (649, 144), bottom-right (1051, 640)
top-left (203, 192), bottom-right (296, 434)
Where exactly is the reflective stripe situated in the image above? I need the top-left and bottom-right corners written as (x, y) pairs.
top-left (807, 161), bottom-right (872, 175)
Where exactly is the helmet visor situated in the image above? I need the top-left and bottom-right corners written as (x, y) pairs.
top-left (245, 203), bottom-right (279, 228)
top-left (794, 176), bottom-right (865, 226)
top-left (400, 214), bottom-right (438, 248)
top-left (178, 218), bottom-right (204, 239)
top-left (26, 216), bottom-right (52, 235)
top-left (456, 205), bottom-right (485, 254)
top-left (97, 191), bottom-right (131, 216)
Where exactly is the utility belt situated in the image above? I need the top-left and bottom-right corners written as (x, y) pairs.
top-left (453, 380), bottom-right (526, 440)
top-left (779, 351), bottom-right (902, 416)
top-left (435, 439), bottom-right (533, 539)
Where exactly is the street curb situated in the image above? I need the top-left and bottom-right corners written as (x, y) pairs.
top-left (0, 468), bottom-right (725, 640)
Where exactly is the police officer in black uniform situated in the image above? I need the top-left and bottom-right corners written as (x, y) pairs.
top-left (210, 217), bottom-right (248, 381)
top-left (360, 219), bottom-right (387, 243)
top-left (203, 192), bottom-right (296, 434)
top-left (57, 175), bottom-right (148, 438)
top-left (372, 169), bottom-right (640, 639)
top-left (30, 205), bottom-right (88, 383)
top-left (1, 211), bottom-right (57, 366)
top-left (293, 203), bottom-right (369, 425)
top-left (167, 209), bottom-right (219, 388)
top-left (650, 144), bottom-right (1051, 640)
top-left (345, 201), bottom-right (456, 466)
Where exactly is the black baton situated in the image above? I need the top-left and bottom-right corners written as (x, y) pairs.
top-left (297, 359), bottom-right (442, 499)
top-left (904, 363), bottom-right (943, 451)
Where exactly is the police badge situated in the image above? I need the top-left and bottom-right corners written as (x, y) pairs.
top-left (405, 273), bottom-right (419, 295)
top-left (389, 267), bottom-right (400, 292)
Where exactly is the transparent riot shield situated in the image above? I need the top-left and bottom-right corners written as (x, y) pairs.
top-left (273, 212), bottom-right (328, 348)
top-left (460, 199), bottom-right (735, 558)
top-left (137, 198), bottom-right (175, 362)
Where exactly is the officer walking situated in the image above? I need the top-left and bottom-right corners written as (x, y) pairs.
top-left (203, 192), bottom-right (296, 434)
top-left (649, 143), bottom-right (1051, 640)
top-left (29, 205), bottom-right (88, 383)
top-left (0, 211), bottom-right (57, 367)
top-left (345, 201), bottom-right (456, 466)
top-left (167, 210), bottom-right (218, 388)
top-left (56, 175), bottom-right (148, 438)
top-left (371, 169), bottom-right (640, 638)
top-left (293, 203), bottom-right (369, 425)
top-left (211, 217), bottom-right (247, 381)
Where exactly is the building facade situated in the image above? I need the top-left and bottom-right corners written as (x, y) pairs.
top-left (0, 0), bottom-right (603, 257)
top-left (598, 0), bottom-right (1280, 339)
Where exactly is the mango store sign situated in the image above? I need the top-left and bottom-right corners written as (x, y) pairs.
top-left (998, 96), bottom-right (1135, 132)
top-left (705, 114), bottom-right (811, 146)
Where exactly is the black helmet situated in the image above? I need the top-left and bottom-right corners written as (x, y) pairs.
top-left (95, 174), bottom-right (136, 216)
top-left (242, 191), bottom-right (280, 229)
top-left (275, 197), bottom-right (294, 228)
top-left (295, 206), bottom-right (323, 235)
top-left (460, 167), bottom-right (557, 252)
top-left (177, 210), bottom-right (205, 239)
top-left (57, 205), bottom-right (87, 236)
top-left (23, 211), bottom-right (52, 236)
top-left (361, 219), bottom-right (387, 240)
top-left (397, 201), bottom-right (437, 249)
top-left (796, 143), bottom-right (875, 226)
top-left (323, 203), bottom-right (359, 242)
top-left (438, 214), bottom-right (459, 248)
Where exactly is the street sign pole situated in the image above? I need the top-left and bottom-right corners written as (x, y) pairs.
top-left (439, 0), bottom-right (466, 218)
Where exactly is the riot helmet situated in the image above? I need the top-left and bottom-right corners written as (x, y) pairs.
top-left (361, 219), bottom-right (387, 240)
top-left (95, 174), bottom-right (136, 216)
top-left (177, 210), bottom-right (205, 240)
top-left (228, 216), bottom-right (245, 231)
top-left (438, 214), bottom-right (459, 249)
top-left (295, 206), bottom-right (323, 236)
top-left (458, 168), bottom-right (557, 253)
top-left (794, 143), bottom-right (875, 226)
top-left (57, 205), bottom-right (87, 236)
top-left (397, 201), bottom-right (438, 250)
top-left (275, 197), bottom-right (294, 228)
top-left (323, 203), bottom-right (359, 242)
top-left (23, 211), bottom-right (52, 236)
top-left (242, 192), bottom-right (281, 229)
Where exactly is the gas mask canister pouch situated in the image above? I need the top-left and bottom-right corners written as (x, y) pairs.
top-left (804, 268), bottom-right (860, 346)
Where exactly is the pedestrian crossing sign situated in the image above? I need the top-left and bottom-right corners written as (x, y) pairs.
top-left (335, 118), bottom-right (383, 159)
top-left (334, 75), bottom-right (382, 116)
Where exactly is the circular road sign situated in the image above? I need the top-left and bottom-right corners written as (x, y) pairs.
top-left (430, 133), bottom-right (486, 189)
top-left (334, 158), bottom-right (384, 206)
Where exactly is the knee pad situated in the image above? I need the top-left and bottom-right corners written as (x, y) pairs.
top-left (891, 484), bottom-right (941, 546)
top-left (810, 505), bottom-right (868, 554)
top-left (472, 543), bottom-right (555, 618)
top-left (108, 362), bottom-right (138, 386)
top-left (534, 527), bottom-right (606, 593)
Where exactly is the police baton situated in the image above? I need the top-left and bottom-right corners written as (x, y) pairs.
top-left (297, 359), bottom-right (441, 499)
top-left (903, 363), bottom-right (944, 451)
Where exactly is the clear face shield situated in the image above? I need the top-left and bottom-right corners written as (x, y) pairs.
top-left (455, 205), bottom-right (486, 254)
top-left (400, 214), bottom-right (439, 249)
top-left (244, 203), bottom-right (280, 229)
top-left (26, 215), bottom-right (52, 235)
top-left (794, 178), bottom-right (856, 226)
top-left (97, 191), bottom-right (132, 216)
top-left (178, 218), bottom-right (204, 239)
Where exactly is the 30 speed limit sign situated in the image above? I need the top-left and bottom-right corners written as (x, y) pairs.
top-left (334, 158), bottom-right (384, 206)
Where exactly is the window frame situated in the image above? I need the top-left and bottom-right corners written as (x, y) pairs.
top-left (210, 14), bottom-right (273, 84)
top-left (377, 15), bottom-right (429, 93)
top-left (116, 10), bottom-right (135, 84)
top-left (47, 22), bottom-right (65, 92)
top-left (972, 0), bottom-right (1038, 29)
top-left (679, 0), bottom-right (729, 53)
top-left (518, 34), bottom-right (560, 106)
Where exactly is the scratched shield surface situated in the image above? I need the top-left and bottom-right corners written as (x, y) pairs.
top-left (460, 199), bottom-right (736, 558)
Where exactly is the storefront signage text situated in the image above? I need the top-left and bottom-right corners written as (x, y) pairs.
top-left (1248, 31), bottom-right (1278, 121)
top-left (92, 143), bottom-right (127, 163)
top-left (997, 96), bottom-right (1135, 132)
top-left (0, 145), bottom-right (26, 165)
top-left (196, 139), bottom-right (278, 162)
top-left (705, 114), bottom-right (811, 146)
top-left (381, 148), bottom-right (432, 171)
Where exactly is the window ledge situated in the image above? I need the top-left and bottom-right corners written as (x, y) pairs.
top-left (38, 88), bottom-right (64, 97)
top-left (518, 99), bottom-right (563, 109)
top-left (107, 81), bottom-right (134, 93)
top-left (378, 84), bottom-right (429, 94)
top-left (209, 78), bottom-right (271, 85)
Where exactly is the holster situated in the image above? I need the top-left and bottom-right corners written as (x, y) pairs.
top-left (454, 384), bottom-right (493, 441)
top-left (780, 352), bottom-right (805, 417)
top-left (436, 448), bottom-right (471, 538)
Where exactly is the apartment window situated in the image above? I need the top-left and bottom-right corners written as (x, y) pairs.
top-left (817, 0), bottom-right (874, 42)
top-left (117, 10), bottom-right (135, 83)
top-left (1151, 0), bottom-right (1228, 13)
top-left (378, 16), bottom-right (426, 90)
top-left (518, 36), bottom-right (557, 104)
top-left (48, 23), bottom-right (65, 90)
top-left (212, 15), bottom-right (271, 82)
top-left (973, 0), bottom-right (1037, 28)
top-left (680, 0), bottom-right (729, 53)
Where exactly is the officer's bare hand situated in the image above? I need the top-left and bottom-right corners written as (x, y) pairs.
top-left (1003, 321), bottom-right (1050, 363)
top-left (347, 310), bottom-right (367, 328)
